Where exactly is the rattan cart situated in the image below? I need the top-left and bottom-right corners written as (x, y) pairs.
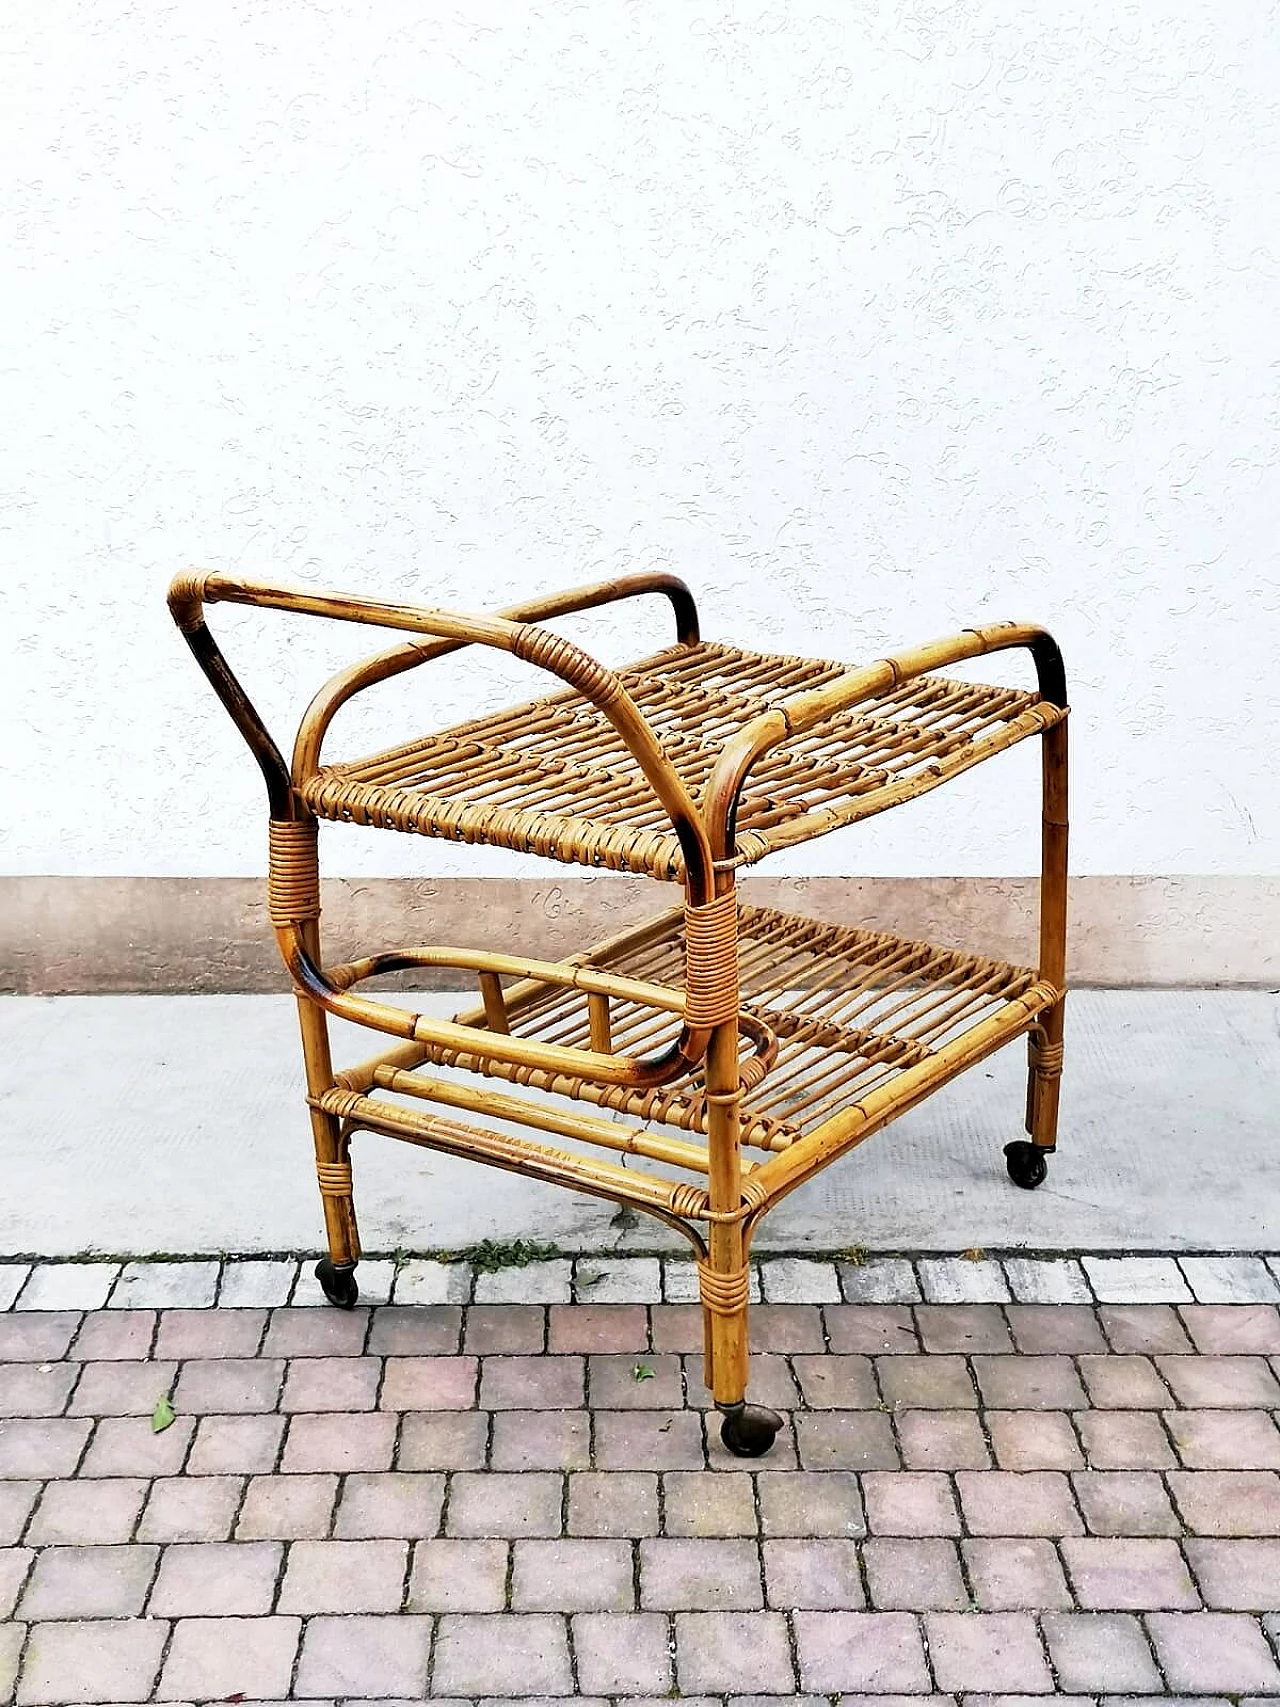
top-left (169, 570), bottom-right (1067, 1456)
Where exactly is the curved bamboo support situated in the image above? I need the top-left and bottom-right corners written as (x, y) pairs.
top-left (315, 939), bottom-right (778, 1089)
top-left (168, 568), bottom-right (730, 1075)
top-left (276, 914), bottom-right (774, 1092)
top-left (704, 621), bottom-right (1068, 862)
top-left (325, 946), bottom-right (688, 1011)
top-left (279, 919), bottom-right (660, 1089)
top-left (169, 568), bottom-right (712, 887)
top-left (331, 905), bottom-right (690, 1094)
top-left (775, 622), bottom-right (1066, 738)
top-left (292, 570), bottom-right (699, 780)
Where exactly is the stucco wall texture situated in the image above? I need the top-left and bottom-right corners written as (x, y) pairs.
top-left (2, 0), bottom-right (1277, 882)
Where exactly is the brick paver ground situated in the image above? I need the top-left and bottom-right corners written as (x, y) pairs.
top-left (3, 1288), bottom-right (1280, 1699)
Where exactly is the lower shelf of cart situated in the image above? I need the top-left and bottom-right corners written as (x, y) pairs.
top-left (329, 901), bottom-right (1057, 1165)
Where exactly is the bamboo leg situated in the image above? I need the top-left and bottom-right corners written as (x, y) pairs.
top-left (701, 1017), bottom-right (750, 1408)
top-left (270, 817), bottom-right (362, 1288)
top-left (694, 885), bottom-right (784, 1456)
top-left (297, 960), bottom-right (362, 1273)
top-left (1027, 717), bottom-right (1068, 1150)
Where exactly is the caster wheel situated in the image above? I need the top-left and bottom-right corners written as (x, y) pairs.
top-left (315, 1258), bottom-right (359, 1308)
top-left (1004, 1140), bottom-right (1049, 1191)
top-left (718, 1402), bottom-right (784, 1458)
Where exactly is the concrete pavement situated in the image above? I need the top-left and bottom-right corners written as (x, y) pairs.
top-left (2, 990), bottom-right (1277, 1258)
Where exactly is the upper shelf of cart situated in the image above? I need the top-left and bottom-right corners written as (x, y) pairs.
top-left (168, 569), bottom-right (1067, 882)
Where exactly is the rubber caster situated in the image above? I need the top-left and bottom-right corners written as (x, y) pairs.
top-left (315, 1258), bottom-right (359, 1308)
top-left (1004, 1140), bottom-right (1049, 1191)
top-left (718, 1401), bottom-right (784, 1458)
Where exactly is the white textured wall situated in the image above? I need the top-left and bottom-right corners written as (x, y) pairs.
top-left (3, 0), bottom-right (1278, 879)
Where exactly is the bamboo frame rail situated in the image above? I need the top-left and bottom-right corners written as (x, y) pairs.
top-left (169, 568), bottom-right (1069, 1457)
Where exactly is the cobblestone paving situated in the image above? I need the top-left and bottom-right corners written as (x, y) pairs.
top-left (3, 1264), bottom-right (1280, 1701)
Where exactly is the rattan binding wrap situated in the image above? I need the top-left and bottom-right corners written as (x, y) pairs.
top-left (1029, 1038), bottom-right (1065, 1078)
top-left (739, 1177), bottom-right (768, 1214)
top-left (683, 892), bottom-right (739, 1027)
top-left (669, 1183), bottom-right (712, 1218)
top-left (167, 570), bottom-right (208, 633)
top-left (268, 820), bottom-right (321, 926)
top-left (315, 1160), bottom-right (353, 1198)
top-left (508, 623), bottom-right (624, 710)
top-left (697, 1260), bottom-right (751, 1315)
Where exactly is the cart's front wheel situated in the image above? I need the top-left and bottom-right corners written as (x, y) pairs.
top-left (718, 1402), bottom-right (784, 1458)
top-left (1004, 1140), bottom-right (1049, 1190)
top-left (315, 1258), bottom-right (360, 1308)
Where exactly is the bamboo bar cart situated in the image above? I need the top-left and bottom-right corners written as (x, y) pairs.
top-left (169, 569), bottom-right (1068, 1457)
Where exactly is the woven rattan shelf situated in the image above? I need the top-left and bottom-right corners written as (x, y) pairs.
top-left (300, 642), bottom-right (1062, 881)
top-left (170, 568), bottom-right (1068, 1457)
top-left (351, 902), bottom-right (1054, 1155)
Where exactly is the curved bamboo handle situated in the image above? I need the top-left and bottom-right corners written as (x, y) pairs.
top-left (168, 569), bottom-right (715, 900)
top-left (294, 571), bottom-right (697, 778)
top-left (704, 621), bottom-right (1067, 862)
top-left (170, 569), bottom-right (733, 1077)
